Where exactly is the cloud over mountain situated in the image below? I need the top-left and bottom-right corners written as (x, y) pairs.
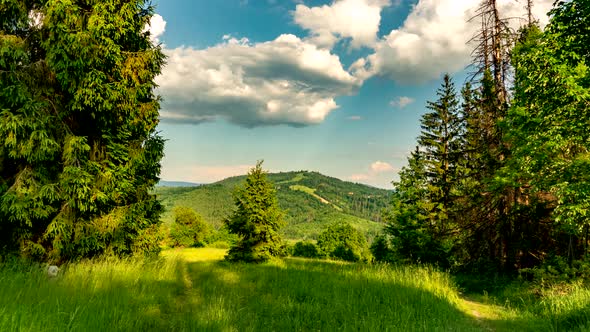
top-left (157, 34), bottom-right (362, 127)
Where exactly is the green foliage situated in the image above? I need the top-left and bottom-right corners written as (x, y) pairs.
top-left (370, 235), bottom-right (394, 263)
top-left (169, 207), bottom-right (210, 248)
top-left (0, 0), bottom-right (165, 261)
top-left (384, 75), bottom-right (462, 268)
top-left (502, 0), bottom-right (590, 263)
top-left (385, 0), bottom-right (590, 275)
top-left (317, 222), bottom-right (372, 262)
top-left (291, 240), bottom-right (320, 259)
top-left (225, 161), bottom-right (285, 262)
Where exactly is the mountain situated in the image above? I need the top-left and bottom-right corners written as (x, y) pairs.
top-left (157, 181), bottom-right (202, 187)
top-left (155, 171), bottom-right (392, 241)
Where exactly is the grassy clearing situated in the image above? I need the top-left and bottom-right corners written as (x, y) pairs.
top-left (465, 281), bottom-right (590, 331)
top-left (1, 248), bottom-right (590, 331)
top-left (289, 184), bottom-right (343, 211)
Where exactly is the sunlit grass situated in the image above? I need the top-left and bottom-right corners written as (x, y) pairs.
top-left (1, 249), bottom-right (589, 331)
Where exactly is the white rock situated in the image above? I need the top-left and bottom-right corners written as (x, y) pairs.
top-left (47, 265), bottom-right (59, 278)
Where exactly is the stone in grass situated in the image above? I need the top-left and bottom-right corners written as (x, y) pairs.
top-left (47, 265), bottom-right (59, 278)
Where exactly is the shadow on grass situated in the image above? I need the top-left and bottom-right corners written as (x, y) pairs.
top-left (180, 258), bottom-right (483, 331)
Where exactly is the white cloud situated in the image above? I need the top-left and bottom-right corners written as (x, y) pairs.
top-left (389, 96), bottom-right (415, 108)
top-left (370, 161), bottom-right (394, 173)
top-left (145, 14), bottom-right (166, 44)
top-left (157, 34), bottom-right (362, 127)
top-left (293, 0), bottom-right (391, 49)
top-left (349, 160), bottom-right (397, 187)
top-left (355, 0), bottom-right (553, 84)
top-left (347, 115), bottom-right (362, 120)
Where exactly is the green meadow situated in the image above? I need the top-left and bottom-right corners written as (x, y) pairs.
top-left (2, 248), bottom-right (590, 331)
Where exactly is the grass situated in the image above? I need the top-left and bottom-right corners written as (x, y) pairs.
top-left (1, 248), bottom-right (590, 331)
top-left (289, 184), bottom-right (343, 211)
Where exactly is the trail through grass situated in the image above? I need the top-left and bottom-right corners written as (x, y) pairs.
top-left (1, 248), bottom-right (589, 331)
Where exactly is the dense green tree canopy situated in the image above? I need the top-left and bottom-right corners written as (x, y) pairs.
top-left (317, 222), bottom-right (371, 262)
top-left (169, 206), bottom-right (210, 248)
top-left (0, 0), bottom-right (165, 261)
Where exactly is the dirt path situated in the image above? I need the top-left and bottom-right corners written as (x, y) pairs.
top-left (459, 295), bottom-right (520, 332)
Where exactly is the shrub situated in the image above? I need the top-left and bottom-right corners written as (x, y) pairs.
top-left (370, 235), bottom-right (395, 263)
top-left (169, 207), bottom-right (210, 248)
top-left (317, 223), bottom-right (372, 262)
top-left (292, 241), bottom-right (320, 258)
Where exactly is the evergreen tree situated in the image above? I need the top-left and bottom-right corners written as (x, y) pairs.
top-left (385, 148), bottom-right (450, 266)
top-left (384, 74), bottom-right (464, 267)
top-left (225, 161), bottom-right (285, 262)
top-left (417, 74), bottom-right (463, 237)
top-left (0, 1), bottom-right (165, 261)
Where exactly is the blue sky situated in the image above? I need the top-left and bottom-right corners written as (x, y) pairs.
top-left (149, 0), bottom-right (552, 188)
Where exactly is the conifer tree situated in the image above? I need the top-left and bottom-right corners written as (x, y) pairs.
top-left (0, 0), bottom-right (165, 261)
top-left (385, 75), bottom-right (463, 267)
top-left (225, 161), bottom-right (285, 262)
top-left (417, 74), bottom-right (463, 237)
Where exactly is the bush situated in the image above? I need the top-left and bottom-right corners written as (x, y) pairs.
top-left (205, 225), bottom-right (238, 246)
top-left (317, 223), bottom-right (372, 262)
top-left (292, 241), bottom-right (320, 258)
top-left (370, 235), bottom-right (395, 263)
top-left (169, 207), bottom-right (210, 248)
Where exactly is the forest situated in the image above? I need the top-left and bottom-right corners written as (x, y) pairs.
top-left (1, 0), bottom-right (590, 331)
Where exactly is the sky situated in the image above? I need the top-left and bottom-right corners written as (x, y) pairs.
top-left (149, 0), bottom-right (553, 188)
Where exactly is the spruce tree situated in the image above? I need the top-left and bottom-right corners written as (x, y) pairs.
top-left (225, 161), bottom-right (285, 262)
top-left (385, 75), bottom-right (463, 267)
top-left (0, 1), bottom-right (165, 261)
top-left (417, 74), bottom-right (463, 237)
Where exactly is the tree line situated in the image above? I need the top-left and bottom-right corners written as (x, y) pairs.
top-left (378, 0), bottom-right (590, 275)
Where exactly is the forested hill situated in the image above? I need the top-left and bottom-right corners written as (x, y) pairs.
top-left (155, 171), bottom-right (392, 241)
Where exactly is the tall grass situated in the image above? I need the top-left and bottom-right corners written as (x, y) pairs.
top-left (1, 248), bottom-right (590, 331)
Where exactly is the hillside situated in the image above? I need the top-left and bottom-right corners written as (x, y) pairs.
top-left (155, 171), bottom-right (392, 241)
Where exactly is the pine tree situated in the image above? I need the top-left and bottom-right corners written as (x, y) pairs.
top-left (225, 161), bottom-right (285, 262)
top-left (384, 75), bottom-right (463, 267)
top-left (0, 1), bottom-right (165, 261)
top-left (417, 74), bottom-right (463, 237)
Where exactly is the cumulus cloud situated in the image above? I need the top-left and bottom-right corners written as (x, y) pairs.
top-left (157, 34), bottom-right (362, 127)
top-left (370, 161), bottom-right (394, 172)
top-left (349, 160), bottom-right (396, 187)
top-left (293, 0), bottom-right (391, 49)
top-left (145, 14), bottom-right (166, 44)
top-left (389, 96), bottom-right (415, 108)
top-left (354, 0), bottom-right (553, 84)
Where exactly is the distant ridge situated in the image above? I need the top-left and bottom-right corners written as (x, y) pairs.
top-left (155, 171), bottom-right (392, 241)
top-left (157, 180), bottom-right (202, 187)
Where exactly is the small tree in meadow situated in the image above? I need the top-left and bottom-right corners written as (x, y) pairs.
top-left (225, 161), bottom-right (285, 262)
top-left (317, 223), bottom-right (372, 262)
top-left (292, 241), bottom-right (320, 258)
top-left (169, 207), bottom-right (210, 248)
